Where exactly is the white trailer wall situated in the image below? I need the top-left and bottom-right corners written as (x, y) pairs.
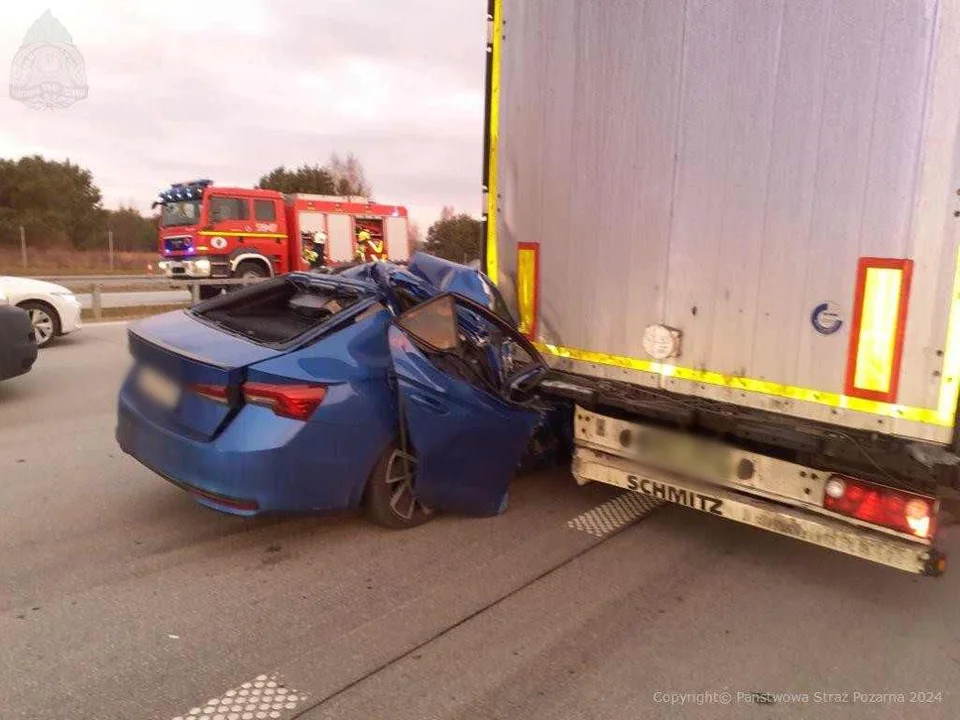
top-left (492, 0), bottom-right (960, 444)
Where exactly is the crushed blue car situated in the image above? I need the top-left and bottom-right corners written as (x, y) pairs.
top-left (116, 253), bottom-right (549, 527)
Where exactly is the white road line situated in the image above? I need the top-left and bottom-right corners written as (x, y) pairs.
top-left (86, 320), bottom-right (130, 327)
top-left (567, 492), bottom-right (663, 537)
top-left (172, 674), bottom-right (307, 720)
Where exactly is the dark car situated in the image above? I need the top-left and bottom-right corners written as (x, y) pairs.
top-left (0, 304), bottom-right (39, 381)
top-left (116, 253), bottom-right (549, 528)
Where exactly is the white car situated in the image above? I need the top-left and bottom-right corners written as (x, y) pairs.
top-left (0, 276), bottom-right (83, 347)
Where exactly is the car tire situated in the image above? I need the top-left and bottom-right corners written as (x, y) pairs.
top-left (18, 300), bottom-right (60, 348)
top-left (365, 442), bottom-right (434, 529)
top-left (235, 261), bottom-right (269, 280)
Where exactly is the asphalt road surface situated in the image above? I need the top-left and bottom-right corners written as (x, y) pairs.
top-left (2, 322), bottom-right (959, 720)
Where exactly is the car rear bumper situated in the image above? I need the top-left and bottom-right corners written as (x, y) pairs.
top-left (116, 380), bottom-right (389, 516)
top-left (574, 446), bottom-right (943, 576)
top-left (0, 306), bottom-right (39, 380)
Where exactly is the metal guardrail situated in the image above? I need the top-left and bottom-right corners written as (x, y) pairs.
top-left (44, 276), bottom-right (268, 320)
top-left (39, 264), bottom-right (358, 320)
top-left (33, 274), bottom-right (157, 282)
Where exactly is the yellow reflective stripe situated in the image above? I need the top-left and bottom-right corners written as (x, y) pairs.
top-left (853, 267), bottom-right (903, 394)
top-left (939, 249), bottom-right (960, 420)
top-left (534, 342), bottom-right (953, 427)
top-left (197, 231), bottom-right (286, 239)
top-left (516, 246), bottom-right (537, 336)
top-left (485, 0), bottom-right (503, 283)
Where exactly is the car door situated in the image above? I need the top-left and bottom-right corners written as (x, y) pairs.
top-left (388, 293), bottom-right (548, 516)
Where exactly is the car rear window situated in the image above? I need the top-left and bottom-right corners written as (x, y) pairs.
top-left (193, 278), bottom-right (369, 346)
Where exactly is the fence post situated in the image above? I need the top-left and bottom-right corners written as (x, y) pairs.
top-left (92, 283), bottom-right (102, 321)
top-left (20, 226), bottom-right (26, 269)
top-left (108, 230), bottom-right (114, 271)
top-left (190, 282), bottom-right (200, 305)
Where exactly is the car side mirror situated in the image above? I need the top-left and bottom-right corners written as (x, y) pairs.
top-left (395, 294), bottom-right (460, 353)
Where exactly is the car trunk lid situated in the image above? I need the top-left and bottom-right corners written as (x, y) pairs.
top-left (127, 275), bottom-right (379, 441)
top-left (128, 310), bottom-right (287, 441)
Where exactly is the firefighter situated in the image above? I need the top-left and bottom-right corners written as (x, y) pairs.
top-left (311, 229), bottom-right (327, 268)
top-left (367, 233), bottom-right (385, 260)
top-left (356, 227), bottom-right (386, 262)
top-left (301, 230), bottom-right (319, 268)
top-left (355, 227), bottom-right (373, 262)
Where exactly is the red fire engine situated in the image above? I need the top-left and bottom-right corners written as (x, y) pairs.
top-left (154, 180), bottom-right (410, 294)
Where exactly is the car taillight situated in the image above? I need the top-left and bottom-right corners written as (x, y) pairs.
top-left (823, 475), bottom-right (936, 539)
top-left (191, 383), bottom-right (230, 404)
top-left (242, 382), bottom-right (327, 420)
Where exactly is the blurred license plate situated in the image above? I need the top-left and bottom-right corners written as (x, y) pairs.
top-left (137, 366), bottom-right (180, 409)
top-left (639, 429), bottom-right (732, 483)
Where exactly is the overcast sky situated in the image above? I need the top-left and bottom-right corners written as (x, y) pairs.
top-left (0, 1), bottom-right (486, 230)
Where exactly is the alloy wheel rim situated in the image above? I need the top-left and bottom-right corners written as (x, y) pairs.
top-left (384, 449), bottom-right (431, 520)
top-left (29, 309), bottom-right (54, 345)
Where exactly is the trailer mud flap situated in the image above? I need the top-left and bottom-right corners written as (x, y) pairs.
top-left (573, 447), bottom-right (941, 576)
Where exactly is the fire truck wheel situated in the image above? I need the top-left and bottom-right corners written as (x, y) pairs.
top-left (235, 261), bottom-right (269, 280)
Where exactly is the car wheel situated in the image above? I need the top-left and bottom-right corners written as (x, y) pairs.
top-left (365, 442), bottom-right (434, 529)
top-left (18, 301), bottom-right (60, 348)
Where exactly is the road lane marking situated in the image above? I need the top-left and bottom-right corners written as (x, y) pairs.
top-left (567, 492), bottom-right (663, 537)
top-left (172, 674), bottom-right (307, 720)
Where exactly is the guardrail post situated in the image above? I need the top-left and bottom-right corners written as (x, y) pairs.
top-left (92, 283), bottom-right (103, 321)
top-left (190, 283), bottom-right (200, 305)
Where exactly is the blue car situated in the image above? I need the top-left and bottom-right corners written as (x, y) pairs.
top-left (116, 254), bottom-right (548, 527)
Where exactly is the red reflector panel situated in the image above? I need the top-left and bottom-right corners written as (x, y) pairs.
top-left (243, 382), bottom-right (327, 420)
top-left (845, 258), bottom-right (913, 403)
top-left (189, 486), bottom-right (259, 513)
top-left (516, 242), bottom-right (540, 340)
top-left (190, 383), bottom-right (230, 404)
top-left (823, 475), bottom-right (935, 539)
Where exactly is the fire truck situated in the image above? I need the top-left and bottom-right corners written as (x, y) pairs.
top-left (154, 180), bottom-right (410, 296)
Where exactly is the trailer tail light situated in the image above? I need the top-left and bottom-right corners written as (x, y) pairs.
top-left (823, 475), bottom-right (935, 539)
top-left (516, 242), bottom-right (540, 339)
top-left (845, 258), bottom-right (913, 403)
top-left (190, 383), bottom-right (230, 404)
top-left (243, 382), bottom-right (327, 420)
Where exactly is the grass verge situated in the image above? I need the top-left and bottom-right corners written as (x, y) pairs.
top-left (0, 248), bottom-right (157, 276)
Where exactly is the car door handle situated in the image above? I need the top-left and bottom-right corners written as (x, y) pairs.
top-left (408, 394), bottom-right (449, 415)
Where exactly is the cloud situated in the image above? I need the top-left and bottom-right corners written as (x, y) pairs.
top-left (0, 1), bottom-right (487, 229)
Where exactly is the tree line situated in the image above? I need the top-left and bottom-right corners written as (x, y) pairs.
top-left (0, 154), bottom-right (482, 261)
top-left (256, 152), bottom-right (372, 197)
top-left (0, 156), bottom-right (157, 252)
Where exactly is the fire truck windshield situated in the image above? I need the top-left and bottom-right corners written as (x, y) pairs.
top-left (161, 200), bottom-right (202, 227)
